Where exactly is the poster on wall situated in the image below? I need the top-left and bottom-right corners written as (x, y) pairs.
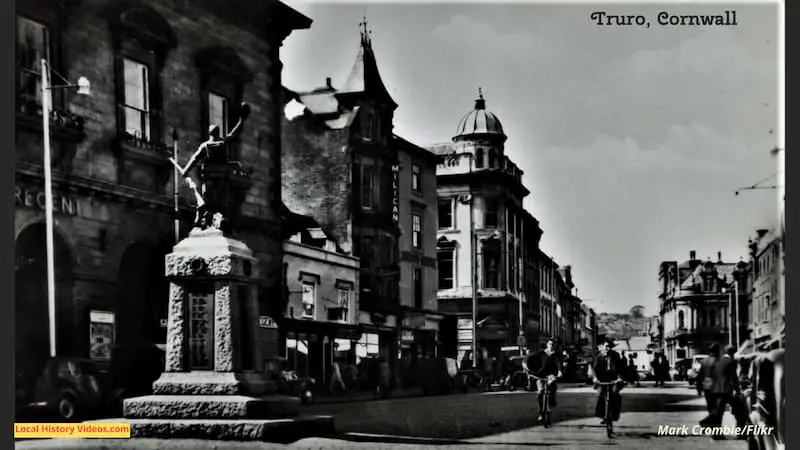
top-left (89, 311), bottom-right (115, 361)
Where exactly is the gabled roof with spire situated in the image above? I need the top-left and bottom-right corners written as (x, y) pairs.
top-left (338, 17), bottom-right (398, 109)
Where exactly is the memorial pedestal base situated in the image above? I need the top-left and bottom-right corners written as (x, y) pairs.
top-left (111, 228), bottom-right (334, 441)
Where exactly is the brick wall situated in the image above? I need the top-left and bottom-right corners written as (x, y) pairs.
top-left (281, 117), bottom-right (352, 250)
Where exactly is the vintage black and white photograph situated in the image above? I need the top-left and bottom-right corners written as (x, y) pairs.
top-left (13, 0), bottom-right (784, 449)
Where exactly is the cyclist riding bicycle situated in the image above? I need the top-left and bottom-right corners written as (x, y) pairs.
top-left (525, 338), bottom-right (562, 423)
top-left (593, 338), bottom-right (625, 425)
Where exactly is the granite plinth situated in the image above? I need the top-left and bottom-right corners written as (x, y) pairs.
top-left (152, 371), bottom-right (277, 396)
top-left (89, 415), bottom-right (335, 442)
top-left (153, 372), bottom-right (242, 396)
top-left (123, 395), bottom-right (300, 420)
top-left (165, 228), bottom-right (257, 280)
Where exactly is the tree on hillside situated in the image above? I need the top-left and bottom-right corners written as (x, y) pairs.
top-left (629, 305), bottom-right (646, 319)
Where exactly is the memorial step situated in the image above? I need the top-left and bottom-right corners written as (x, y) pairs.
top-left (123, 394), bottom-right (300, 420)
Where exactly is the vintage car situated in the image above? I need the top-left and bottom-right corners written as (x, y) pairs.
top-left (670, 358), bottom-right (692, 381)
top-left (16, 358), bottom-right (104, 420)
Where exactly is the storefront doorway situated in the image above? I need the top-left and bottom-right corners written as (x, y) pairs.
top-left (116, 242), bottom-right (169, 347)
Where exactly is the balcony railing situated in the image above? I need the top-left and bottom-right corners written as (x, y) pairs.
top-left (16, 101), bottom-right (85, 142)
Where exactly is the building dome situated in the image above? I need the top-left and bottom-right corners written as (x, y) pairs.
top-left (454, 88), bottom-right (506, 141)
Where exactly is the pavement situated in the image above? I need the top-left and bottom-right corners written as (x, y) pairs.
top-left (15, 382), bottom-right (754, 450)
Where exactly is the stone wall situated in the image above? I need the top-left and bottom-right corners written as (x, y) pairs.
top-left (14, 0), bottom-right (302, 364)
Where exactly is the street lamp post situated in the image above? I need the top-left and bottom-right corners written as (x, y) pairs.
top-left (40, 58), bottom-right (90, 357)
top-left (465, 153), bottom-right (478, 365)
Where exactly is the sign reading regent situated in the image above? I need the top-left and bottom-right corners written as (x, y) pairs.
top-left (15, 186), bottom-right (80, 216)
top-left (391, 164), bottom-right (400, 223)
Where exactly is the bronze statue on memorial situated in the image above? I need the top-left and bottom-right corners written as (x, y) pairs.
top-left (163, 102), bottom-right (253, 232)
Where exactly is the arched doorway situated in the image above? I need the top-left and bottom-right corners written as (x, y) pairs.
top-left (116, 242), bottom-right (169, 346)
top-left (15, 223), bottom-right (74, 377)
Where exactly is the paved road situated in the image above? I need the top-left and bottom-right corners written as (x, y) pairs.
top-left (17, 383), bottom-right (751, 450)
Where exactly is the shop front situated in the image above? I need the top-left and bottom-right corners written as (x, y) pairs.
top-left (282, 318), bottom-right (402, 393)
top-left (397, 308), bottom-right (444, 388)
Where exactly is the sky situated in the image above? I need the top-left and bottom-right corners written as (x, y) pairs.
top-left (279, 1), bottom-right (781, 316)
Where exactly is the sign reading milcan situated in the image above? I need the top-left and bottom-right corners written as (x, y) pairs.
top-left (391, 164), bottom-right (400, 223)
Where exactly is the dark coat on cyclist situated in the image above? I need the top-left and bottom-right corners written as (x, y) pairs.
top-left (527, 349), bottom-right (561, 417)
top-left (593, 346), bottom-right (624, 422)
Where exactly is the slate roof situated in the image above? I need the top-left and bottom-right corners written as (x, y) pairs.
top-left (339, 30), bottom-right (397, 108)
top-left (426, 142), bottom-right (456, 155)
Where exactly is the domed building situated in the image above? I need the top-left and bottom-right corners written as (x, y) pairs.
top-left (428, 89), bottom-right (544, 362)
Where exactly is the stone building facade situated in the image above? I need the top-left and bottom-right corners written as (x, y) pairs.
top-left (281, 222), bottom-right (360, 386)
top-left (394, 135), bottom-right (446, 362)
top-left (557, 266), bottom-right (583, 350)
top-left (658, 251), bottom-right (751, 365)
top-left (430, 91), bottom-right (543, 362)
top-left (280, 23), bottom-right (405, 378)
top-left (537, 249), bottom-right (559, 344)
top-left (748, 228), bottom-right (784, 349)
top-left (14, 0), bottom-right (310, 377)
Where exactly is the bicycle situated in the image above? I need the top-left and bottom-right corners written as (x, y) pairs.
top-left (532, 374), bottom-right (557, 428)
top-left (595, 380), bottom-right (623, 438)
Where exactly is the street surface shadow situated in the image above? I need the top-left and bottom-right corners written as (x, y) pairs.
top-left (335, 432), bottom-right (596, 447)
top-left (308, 390), bottom-right (702, 441)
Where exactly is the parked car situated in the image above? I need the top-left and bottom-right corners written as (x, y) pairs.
top-left (16, 358), bottom-right (104, 420)
top-left (265, 358), bottom-right (315, 405)
top-left (671, 358), bottom-right (692, 381)
top-left (101, 344), bottom-right (165, 414)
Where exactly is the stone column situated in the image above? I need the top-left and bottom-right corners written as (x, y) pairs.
top-left (164, 283), bottom-right (187, 372)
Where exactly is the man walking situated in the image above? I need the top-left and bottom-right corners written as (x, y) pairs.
top-left (718, 345), bottom-right (750, 437)
top-left (703, 344), bottom-right (739, 439)
top-left (699, 344), bottom-right (720, 419)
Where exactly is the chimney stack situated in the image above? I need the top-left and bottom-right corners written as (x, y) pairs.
top-left (718, 251), bottom-right (722, 262)
top-left (325, 77), bottom-right (332, 88)
top-left (690, 250), bottom-right (696, 260)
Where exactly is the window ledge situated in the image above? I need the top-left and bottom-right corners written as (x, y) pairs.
top-left (114, 134), bottom-right (172, 167)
